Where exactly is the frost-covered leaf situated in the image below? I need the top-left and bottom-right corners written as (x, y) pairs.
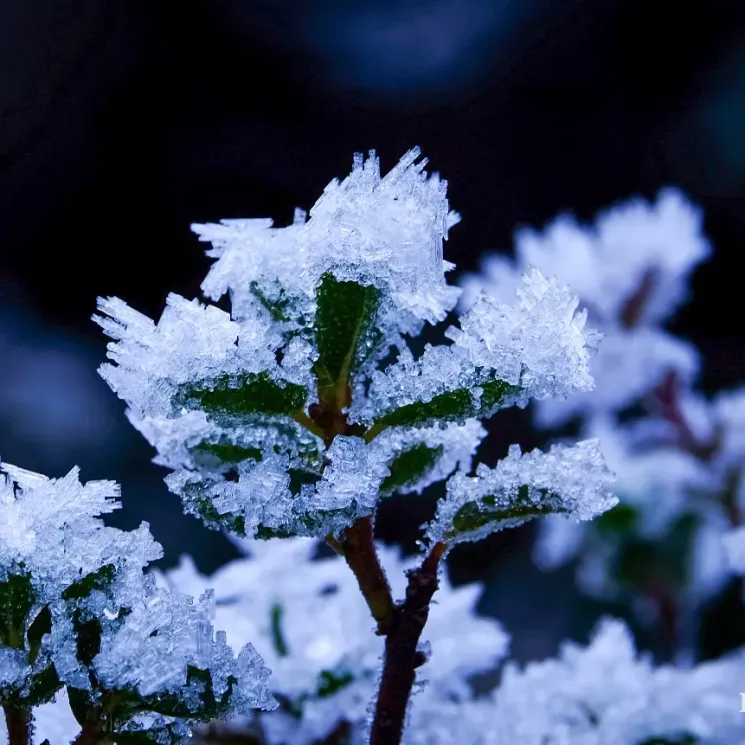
top-left (426, 440), bottom-right (617, 547)
top-left (380, 444), bottom-right (444, 495)
top-left (313, 273), bottom-right (380, 407)
top-left (177, 372), bottom-right (307, 419)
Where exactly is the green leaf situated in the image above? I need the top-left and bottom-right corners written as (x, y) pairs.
top-left (315, 668), bottom-right (354, 699)
top-left (115, 725), bottom-right (185, 745)
top-left (447, 486), bottom-right (557, 539)
top-left (313, 274), bottom-right (380, 406)
top-left (614, 514), bottom-right (698, 591)
top-left (23, 665), bottom-right (61, 706)
top-left (380, 444), bottom-right (444, 495)
top-left (67, 687), bottom-right (92, 727)
top-left (190, 441), bottom-right (263, 465)
top-left (250, 281), bottom-right (292, 323)
top-left (270, 603), bottom-right (289, 657)
top-left (638, 736), bottom-right (697, 745)
top-left (62, 564), bottom-right (116, 601)
top-left (371, 378), bottom-right (518, 433)
top-left (0, 572), bottom-right (35, 648)
top-left (178, 372), bottom-right (307, 418)
top-left (26, 605), bottom-right (52, 665)
top-left (72, 615), bottom-right (104, 667)
top-left (595, 503), bottom-right (638, 535)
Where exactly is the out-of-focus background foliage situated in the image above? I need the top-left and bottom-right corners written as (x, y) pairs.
top-left (2, 0), bottom-right (745, 663)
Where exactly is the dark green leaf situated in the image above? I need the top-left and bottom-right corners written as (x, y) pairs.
top-left (0, 572), bottom-right (35, 648)
top-left (380, 444), bottom-right (444, 495)
top-left (315, 668), bottom-right (354, 699)
top-left (638, 736), bottom-right (697, 745)
top-left (448, 486), bottom-right (558, 538)
top-left (614, 514), bottom-right (698, 591)
top-left (372, 378), bottom-right (518, 432)
top-left (270, 603), bottom-right (289, 657)
top-left (67, 687), bottom-right (92, 727)
top-left (191, 441), bottom-right (262, 465)
top-left (595, 503), bottom-right (638, 535)
top-left (178, 372), bottom-right (307, 418)
top-left (23, 666), bottom-right (61, 706)
top-left (313, 274), bottom-right (380, 405)
top-left (62, 564), bottom-right (116, 601)
top-left (250, 281), bottom-right (292, 323)
top-left (27, 605), bottom-right (52, 664)
top-left (72, 615), bottom-right (103, 667)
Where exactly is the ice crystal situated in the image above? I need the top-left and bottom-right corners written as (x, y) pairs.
top-left (426, 440), bottom-right (617, 547)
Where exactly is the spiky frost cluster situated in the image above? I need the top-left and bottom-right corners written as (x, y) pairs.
top-left (95, 149), bottom-right (610, 547)
top-left (0, 461), bottom-right (275, 744)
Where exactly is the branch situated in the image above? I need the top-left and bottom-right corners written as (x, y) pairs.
top-left (70, 718), bottom-right (102, 745)
top-left (340, 518), bottom-right (396, 635)
top-left (2, 703), bottom-right (31, 745)
top-left (369, 542), bottom-right (447, 745)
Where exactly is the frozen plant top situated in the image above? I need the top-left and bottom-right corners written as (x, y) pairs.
top-left (193, 147), bottom-right (461, 327)
top-left (0, 460), bottom-right (275, 743)
top-left (95, 148), bottom-right (609, 547)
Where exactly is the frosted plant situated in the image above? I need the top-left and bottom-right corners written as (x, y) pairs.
top-left (0, 461), bottom-right (275, 745)
top-left (94, 148), bottom-right (616, 745)
top-left (403, 618), bottom-right (745, 745)
top-left (465, 190), bottom-right (745, 657)
top-left (157, 537), bottom-right (509, 744)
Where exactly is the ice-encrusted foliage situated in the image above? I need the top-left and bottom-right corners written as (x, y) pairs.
top-left (0, 461), bottom-right (275, 744)
top-left (157, 538), bottom-right (509, 744)
top-left (426, 440), bottom-right (617, 547)
top-left (95, 149), bottom-right (609, 546)
top-left (403, 619), bottom-right (745, 745)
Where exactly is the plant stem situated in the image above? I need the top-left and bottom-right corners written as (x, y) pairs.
top-left (70, 718), bottom-right (102, 745)
top-left (2, 703), bottom-right (31, 745)
top-left (369, 542), bottom-right (447, 745)
top-left (341, 518), bottom-right (396, 635)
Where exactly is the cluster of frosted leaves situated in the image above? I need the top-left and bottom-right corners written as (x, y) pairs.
top-left (157, 537), bottom-right (509, 745)
top-left (425, 439), bottom-right (617, 548)
top-left (0, 461), bottom-right (275, 744)
top-left (536, 384), bottom-right (745, 603)
top-left (462, 189), bottom-right (710, 427)
top-left (403, 618), bottom-right (745, 745)
top-left (96, 149), bottom-right (600, 542)
top-left (351, 269), bottom-right (600, 427)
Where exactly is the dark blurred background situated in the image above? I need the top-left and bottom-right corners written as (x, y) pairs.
top-left (2, 0), bottom-right (745, 661)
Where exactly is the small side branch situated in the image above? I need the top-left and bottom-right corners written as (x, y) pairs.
top-left (70, 718), bottom-right (102, 745)
top-left (341, 518), bottom-right (396, 635)
top-left (2, 703), bottom-right (31, 745)
top-left (369, 542), bottom-right (447, 745)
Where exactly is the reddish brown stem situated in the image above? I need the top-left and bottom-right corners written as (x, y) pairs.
top-left (70, 718), bottom-right (102, 745)
top-left (2, 704), bottom-right (31, 745)
top-left (369, 542), bottom-right (447, 745)
top-left (341, 518), bottom-right (396, 635)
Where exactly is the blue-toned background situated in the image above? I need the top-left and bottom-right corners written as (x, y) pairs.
top-left (1, 0), bottom-right (745, 663)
